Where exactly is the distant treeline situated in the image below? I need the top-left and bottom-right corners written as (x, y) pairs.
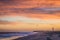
top-left (0, 32), bottom-right (31, 34)
top-left (0, 32), bottom-right (20, 34)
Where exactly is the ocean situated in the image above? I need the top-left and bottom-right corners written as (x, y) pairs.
top-left (0, 32), bottom-right (38, 40)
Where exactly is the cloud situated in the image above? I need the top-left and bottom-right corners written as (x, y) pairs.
top-left (0, 0), bottom-right (60, 16)
top-left (0, 20), bottom-right (11, 24)
top-left (0, 16), bottom-right (60, 24)
top-left (21, 7), bottom-right (60, 14)
top-left (0, 0), bottom-right (31, 6)
top-left (0, 7), bottom-right (60, 16)
top-left (0, 0), bottom-right (14, 5)
top-left (0, 0), bottom-right (60, 8)
top-left (0, 16), bottom-right (40, 22)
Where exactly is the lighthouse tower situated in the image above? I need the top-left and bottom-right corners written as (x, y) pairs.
top-left (52, 27), bottom-right (54, 32)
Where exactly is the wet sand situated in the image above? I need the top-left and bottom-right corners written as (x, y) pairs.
top-left (0, 36), bottom-right (23, 40)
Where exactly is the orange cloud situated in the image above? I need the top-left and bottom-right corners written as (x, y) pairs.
top-left (0, 0), bottom-right (60, 8)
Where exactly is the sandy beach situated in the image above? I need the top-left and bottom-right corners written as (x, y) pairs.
top-left (0, 36), bottom-right (23, 40)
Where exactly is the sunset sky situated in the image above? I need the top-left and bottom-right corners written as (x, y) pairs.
top-left (0, 0), bottom-right (60, 32)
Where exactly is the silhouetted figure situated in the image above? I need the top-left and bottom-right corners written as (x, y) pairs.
top-left (52, 27), bottom-right (54, 32)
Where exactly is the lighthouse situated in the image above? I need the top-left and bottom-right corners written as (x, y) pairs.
top-left (52, 27), bottom-right (54, 32)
